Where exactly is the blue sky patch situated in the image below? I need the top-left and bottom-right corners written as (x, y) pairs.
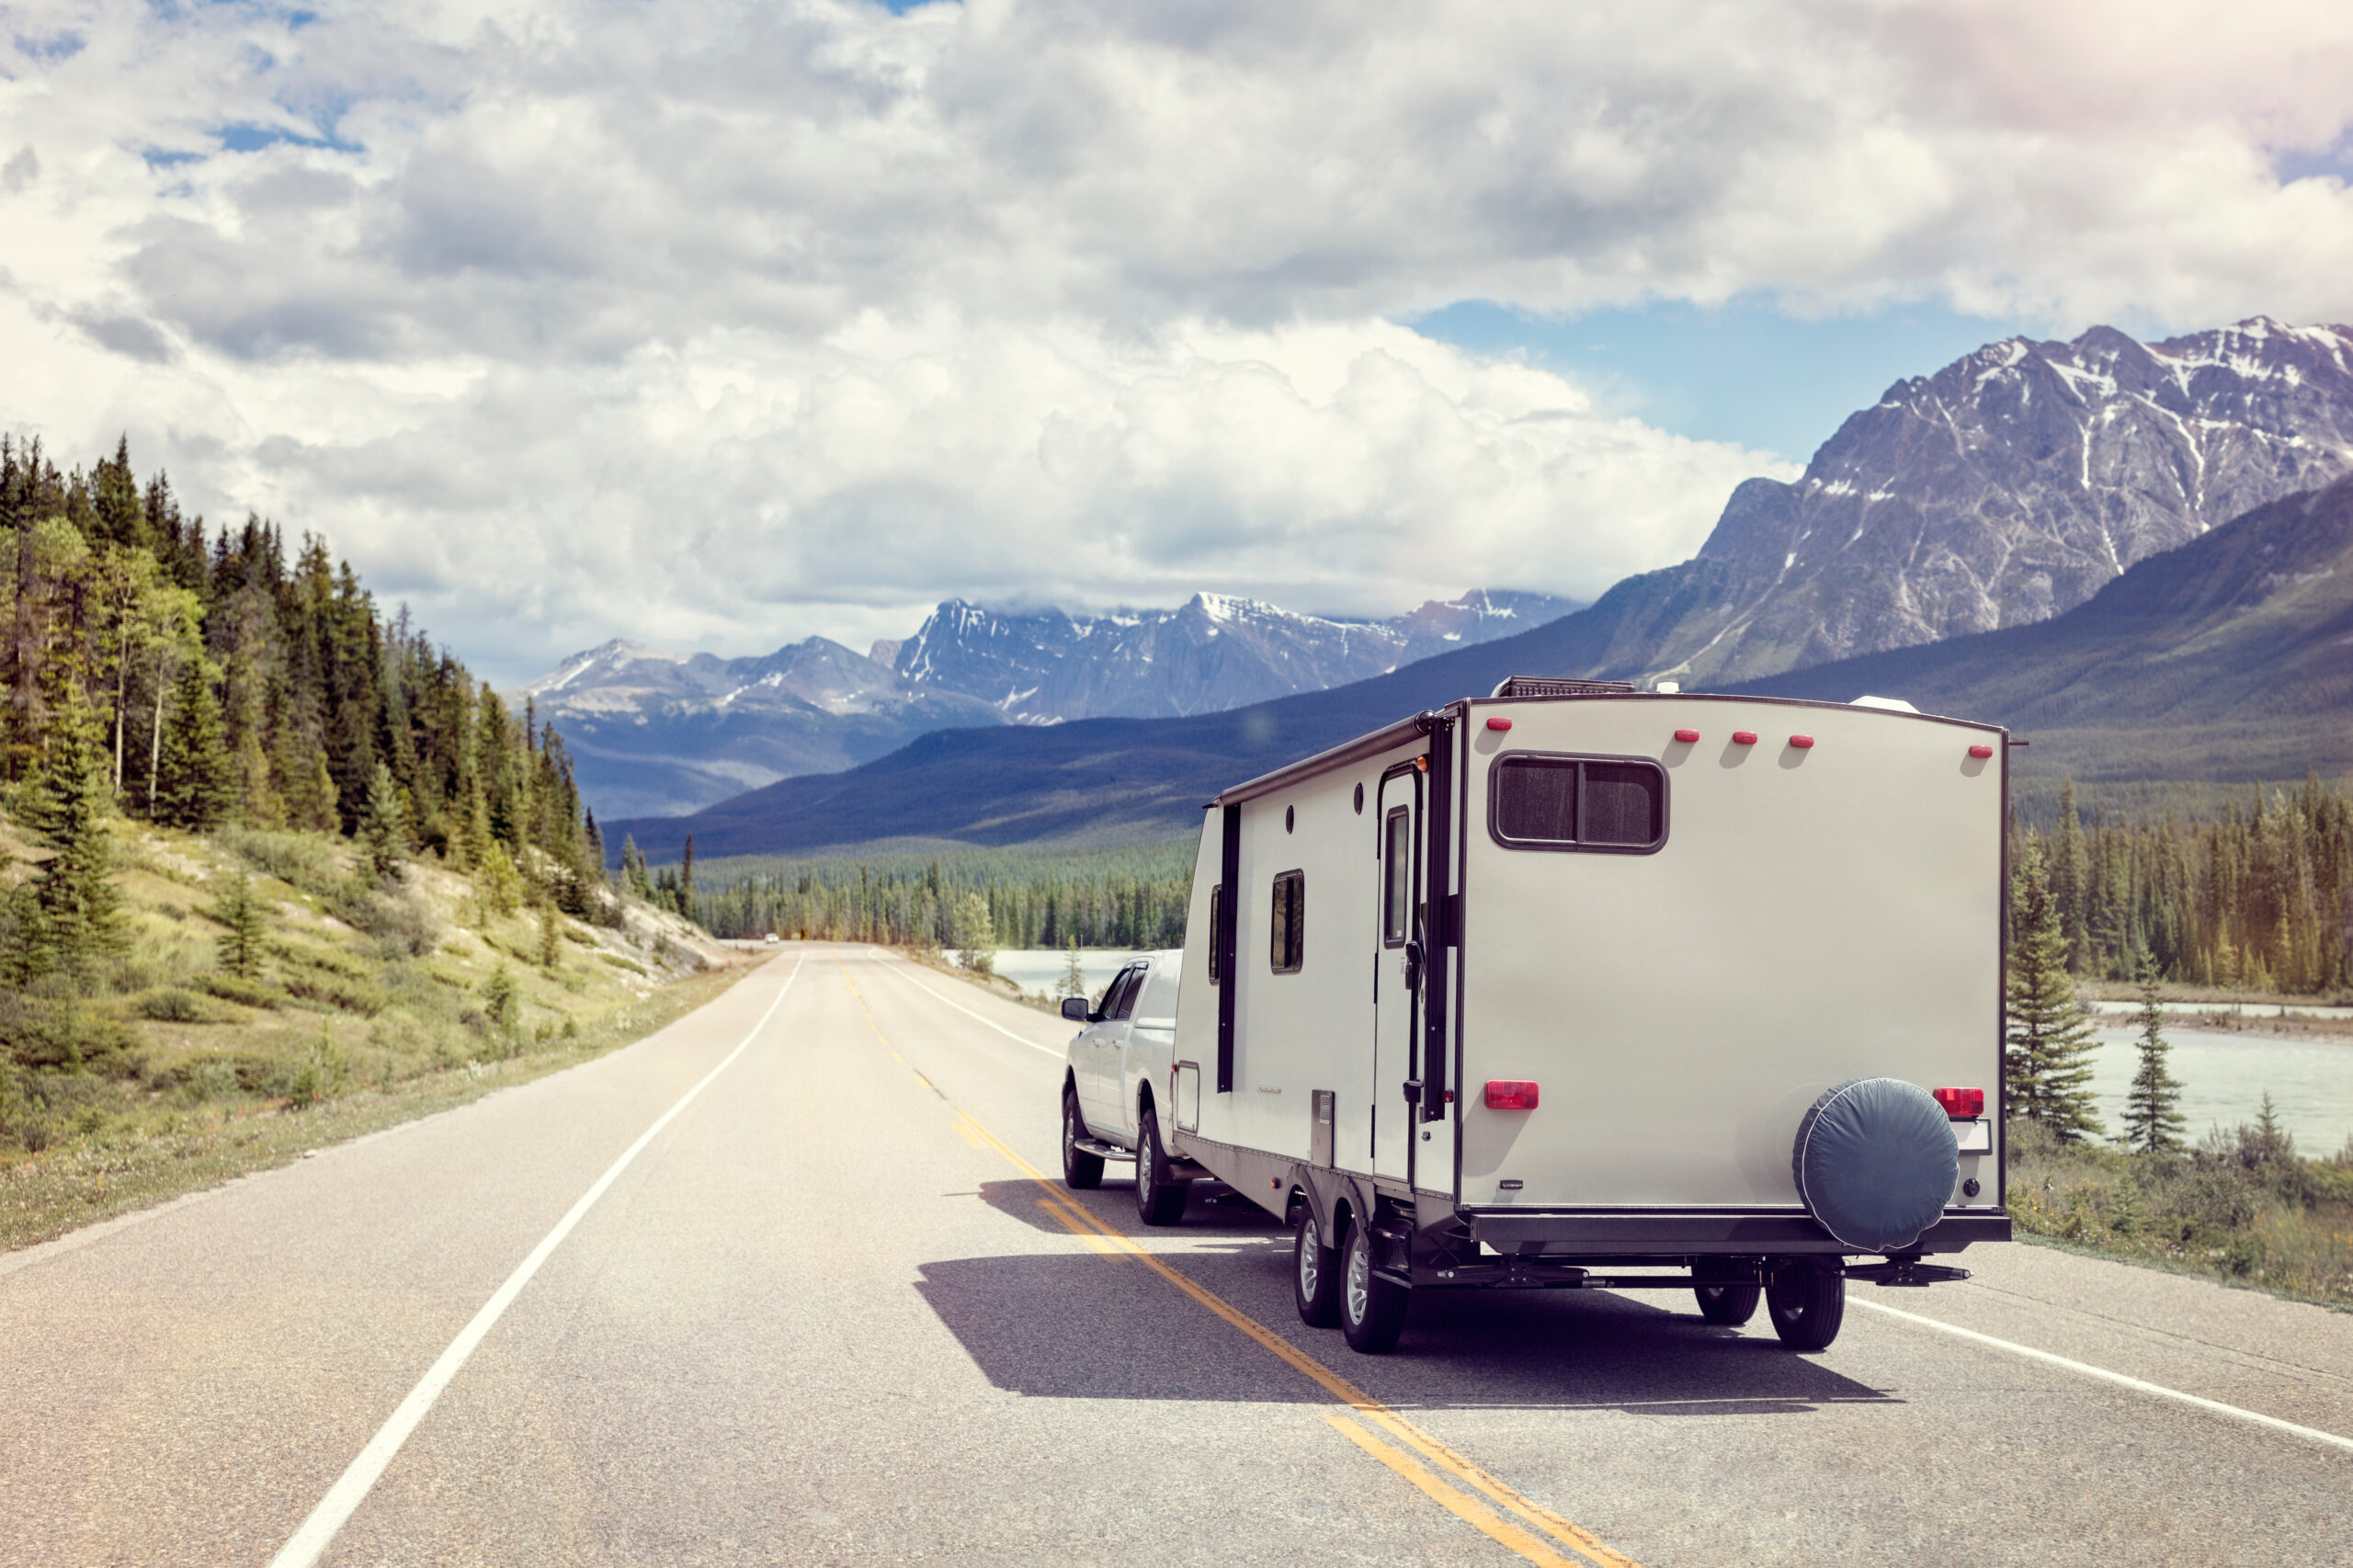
top-left (1411, 296), bottom-right (2044, 463)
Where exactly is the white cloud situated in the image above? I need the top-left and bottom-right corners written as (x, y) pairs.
top-left (5, 0), bottom-right (2353, 678)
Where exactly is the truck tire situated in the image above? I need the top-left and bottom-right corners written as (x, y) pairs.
top-left (1766, 1259), bottom-right (1846, 1351)
top-left (1133, 1108), bottom-right (1188, 1226)
top-left (1692, 1258), bottom-right (1760, 1326)
top-left (1062, 1088), bottom-right (1104, 1191)
top-left (1293, 1209), bottom-right (1340, 1327)
top-left (1339, 1221), bottom-right (1409, 1354)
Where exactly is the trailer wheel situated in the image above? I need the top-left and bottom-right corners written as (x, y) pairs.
top-left (1765, 1259), bottom-right (1846, 1351)
top-left (1133, 1108), bottom-right (1188, 1226)
top-left (1293, 1209), bottom-right (1340, 1327)
top-left (1062, 1089), bottom-right (1103, 1191)
top-left (1339, 1221), bottom-right (1409, 1354)
top-left (1692, 1261), bottom-right (1760, 1327)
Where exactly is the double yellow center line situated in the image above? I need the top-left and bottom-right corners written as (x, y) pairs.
top-left (837, 958), bottom-right (1638, 1568)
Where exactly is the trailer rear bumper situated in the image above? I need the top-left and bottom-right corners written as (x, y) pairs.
top-left (1459, 1209), bottom-right (2008, 1256)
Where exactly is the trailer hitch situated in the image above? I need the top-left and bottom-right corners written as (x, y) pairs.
top-left (1844, 1257), bottom-right (1971, 1288)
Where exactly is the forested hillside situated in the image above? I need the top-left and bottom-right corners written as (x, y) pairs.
top-left (2, 435), bottom-right (606, 924)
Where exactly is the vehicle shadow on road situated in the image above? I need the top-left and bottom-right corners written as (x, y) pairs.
top-left (915, 1203), bottom-right (1899, 1415)
top-left (966, 1177), bottom-right (1285, 1238)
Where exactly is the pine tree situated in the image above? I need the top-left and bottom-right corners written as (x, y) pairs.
top-left (215, 869), bottom-right (267, 980)
top-left (20, 699), bottom-right (123, 983)
top-left (358, 760), bottom-right (407, 881)
top-left (2119, 948), bottom-right (2184, 1153)
top-left (153, 660), bottom-right (235, 832)
top-left (1056, 937), bottom-right (1086, 999)
top-left (680, 833), bottom-right (696, 914)
top-left (538, 902), bottom-right (561, 970)
top-left (2005, 839), bottom-right (2104, 1142)
top-left (475, 839), bottom-right (523, 922)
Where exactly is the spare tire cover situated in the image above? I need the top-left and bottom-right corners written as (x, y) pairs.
top-left (1791, 1078), bottom-right (1958, 1253)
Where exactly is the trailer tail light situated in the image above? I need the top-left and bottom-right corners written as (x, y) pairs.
top-left (1789, 734), bottom-right (1814, 748)
top-left (1486, 716), bottom-right (1513, 732)
top-left (1932, 1086), bottom-right (1984, 1119)
top-left (1732, 731), bottom-right (1757, 745)
top-left (1484, 1080), bottom-right (1540, 1109)
top-left (1968, 744), bottom-right (1995, 759)
top-left (1674, 728), bottom-right (1700, 744)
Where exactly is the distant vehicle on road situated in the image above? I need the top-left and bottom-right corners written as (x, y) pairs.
top-left (1060, 677), bottom-right (2008, 1354)
top-left (764, 933), bottom-right (779, 944)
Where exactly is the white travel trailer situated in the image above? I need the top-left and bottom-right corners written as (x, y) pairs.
top-left (1059, 677), bottom-right (2010, 1355)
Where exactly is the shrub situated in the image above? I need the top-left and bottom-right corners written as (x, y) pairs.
top-left (217, 826), bottom-right (348, 901)
top-left (282, 975), bottom-right (391, 1017)
top-left (197, 971), bottom-right (280, 1009)
top-left (184, 1059), bottom-right (240, 1103)
top-left (137, 987), bottom-right (211, 1023)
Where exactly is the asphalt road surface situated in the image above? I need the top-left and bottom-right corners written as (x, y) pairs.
top-left (4, 944), bottom-right (2348, 1566)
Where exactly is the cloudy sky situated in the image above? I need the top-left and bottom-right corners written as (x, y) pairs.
top-left (6, 0), bottom-right (2353, 682)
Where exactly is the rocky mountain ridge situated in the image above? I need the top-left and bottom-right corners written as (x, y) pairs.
top-left (521, 588), bottom-right (1574, 818)
top-left (1612, 316), bottom-right (2353, 685)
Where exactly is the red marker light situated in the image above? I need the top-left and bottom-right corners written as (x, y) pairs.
top-left (1484, 1080), bottom-right (1540, 1110)
top-left (1732, 731), bottom-right (1757, 745)
top-left (1932, 1086), bottom-right (1984, 1119)
top-left (1968, 744), bottom-right (1995, 759)
top-left (1674, 728), bottom-right (1700, 744)
top-left (1789, 734), bottom-right (1815, 749)
top-left (1486, 716), bottom-right (1513, 732)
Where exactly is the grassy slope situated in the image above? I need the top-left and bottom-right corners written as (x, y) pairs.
top-left (0, 812), bottom-right (754, 1252)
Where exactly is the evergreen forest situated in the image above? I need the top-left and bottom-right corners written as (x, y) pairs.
top-left (2, 433), bottom-right (609, 953)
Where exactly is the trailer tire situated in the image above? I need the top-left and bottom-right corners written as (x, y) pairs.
top-left (1134, 1108), bottom-right (1188, 1226)
top-left (1339, 1221), bottom-right (1409, 1354)
top-left (1692, 1260), bottom-right (1760, 1326)
top-left (1294, 1209), bottom-right (1341, 1327)
top-left (1765, 1259), bottom-right (1846, 1351)
top-left (1062, 1088), bottom-right (1104, 1191)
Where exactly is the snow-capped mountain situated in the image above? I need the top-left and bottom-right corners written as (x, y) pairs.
top-left (523, 589), bottom-right (1575, 819)
top-left (892, 588), bottom-right (1575, 723)
top-left (1613, 317), bottom-right (2353, 685)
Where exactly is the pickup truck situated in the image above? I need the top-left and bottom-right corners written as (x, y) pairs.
top-left (1057, 949), bottom-right (1207, 1224)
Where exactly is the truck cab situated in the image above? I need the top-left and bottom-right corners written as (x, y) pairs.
top-left (1058, 951), bottom-right (1201, 1222)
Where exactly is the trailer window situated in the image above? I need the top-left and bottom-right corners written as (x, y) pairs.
top-left (1269, 869), bottom-right (1305, 973)
top-left (1489, 754), bottom-right (1666, 853)
top-left (1381, 809), bottom-right (1411, 946)
top-left (1207, 885), bottom-right (1223, 984)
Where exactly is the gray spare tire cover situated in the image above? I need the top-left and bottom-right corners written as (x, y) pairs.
top-left (1791, 1078), bottom-right (1958, 1253)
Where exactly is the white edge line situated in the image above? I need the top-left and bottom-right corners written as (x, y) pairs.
top-left (1849, 1297), bottom-right (2353, 1456)
top-left (267, 953), bottom-right (806, 1568)
top-left (867, 949), bottom-right (1063, 1059)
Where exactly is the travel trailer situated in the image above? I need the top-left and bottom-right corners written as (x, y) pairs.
top-left (1058, 678), bottom-right (2009, 1354)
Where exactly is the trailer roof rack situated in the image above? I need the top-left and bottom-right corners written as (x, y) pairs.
top-left (1489, 676), bottom-right (1639, 699)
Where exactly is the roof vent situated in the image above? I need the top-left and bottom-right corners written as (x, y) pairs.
top-left (1489, 676), bottom-right (1639, 699)
top-left (1850, 694), bottom-right (1919, 713)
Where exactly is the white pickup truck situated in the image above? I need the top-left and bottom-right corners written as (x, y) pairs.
top-left (1056, 950), bottom-right (1211, 1225)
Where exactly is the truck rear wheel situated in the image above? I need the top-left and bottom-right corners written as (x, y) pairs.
top-left (1692, 1260), bottom-right (1760, 1327)
top-left (1294, 1210), bottom-right (1340, 1327)
top-left (1766, 1259), bottom-right (1846, 1351)
top-left (1062, 1089), bottom-right (1103, 1191)
top-left (1339, 1221), bottom-right (1408, 1354)
top-left (1133, 1108), bottom-right (1188, 1226)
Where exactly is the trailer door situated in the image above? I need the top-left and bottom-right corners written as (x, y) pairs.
top-left (1370, 768), bottom-right (1420, 1180)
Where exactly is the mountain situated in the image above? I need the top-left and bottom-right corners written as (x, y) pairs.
top-left (892, 588), bottom-right (1574, 722)
top-left (1730, 473), bottom-right (2353, 785)
top-left (527, 588), bottom-right (1574, 818)
top-left (519, 638), bottom-right (1003, 818)
top-left (600, 314), bottom-right (2353, 863)
top-left (1577, 316), bottom-right (2353, 687)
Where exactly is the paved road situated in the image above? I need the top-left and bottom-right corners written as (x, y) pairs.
top-left (2, 945), bottom-right (2347, 1566)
